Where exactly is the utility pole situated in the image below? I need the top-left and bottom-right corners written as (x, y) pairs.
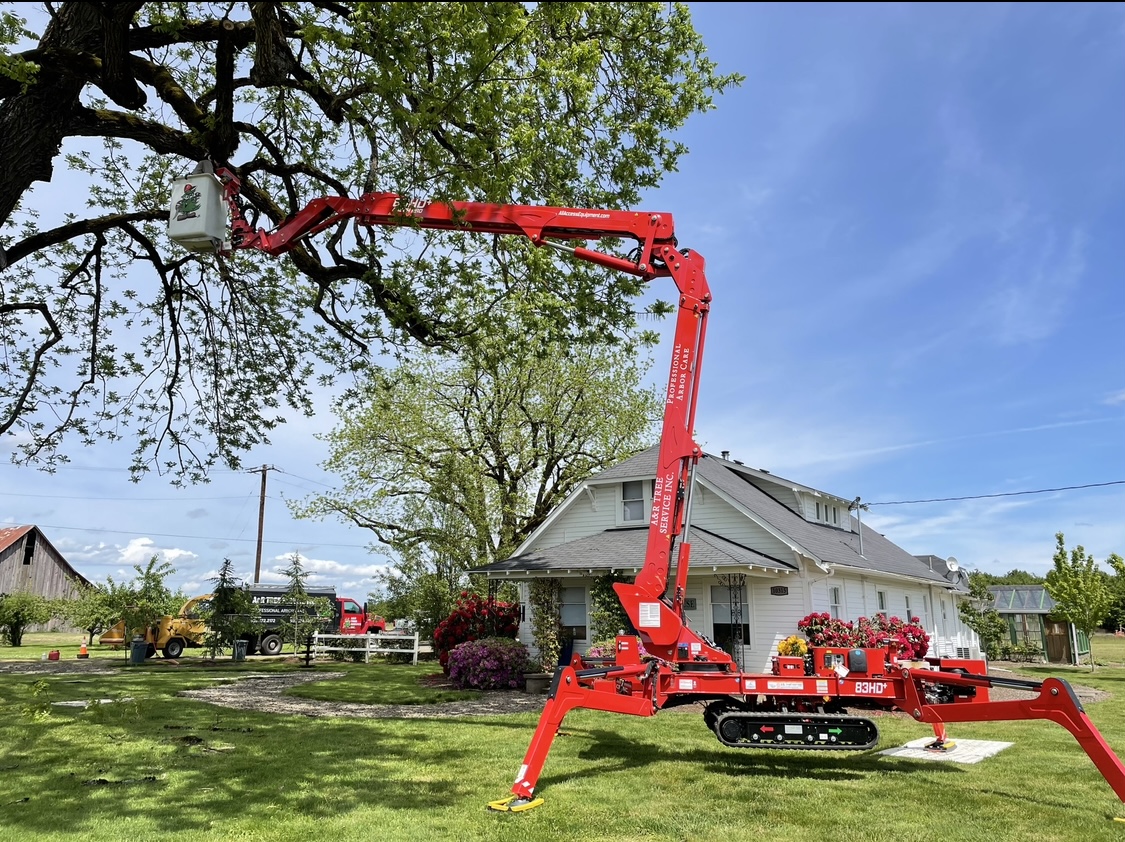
top-left (849, 496), bottom-right (869, 558)
top-left (250, 465), bottom-right (277, 583)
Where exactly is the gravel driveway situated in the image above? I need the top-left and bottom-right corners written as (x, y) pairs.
top-left (0, 658), bottom-right (1109, 718)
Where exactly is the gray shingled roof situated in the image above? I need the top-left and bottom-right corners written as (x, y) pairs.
top-left (695, 456), bottom-right (955, 586)
top-left (988, 585), bottom-right (1057, 614)
top-left (477, 446), bottom-right (959, 588)
top-left (472, 525), bottom-right (798, 576)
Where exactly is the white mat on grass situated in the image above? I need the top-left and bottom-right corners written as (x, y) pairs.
top-left (879, 737), bottom-right (1013, 764)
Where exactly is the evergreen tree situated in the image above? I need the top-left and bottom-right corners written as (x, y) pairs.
top-left (203, 559), bottom-right (257, 658)
top-left (278, 553), bottom-right (330, 652)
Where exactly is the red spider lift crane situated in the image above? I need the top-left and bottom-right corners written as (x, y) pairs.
top-left (168, 165), bottom-right (1125, 816)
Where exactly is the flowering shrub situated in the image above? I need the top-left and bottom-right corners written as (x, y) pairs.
top-left (887, 615), bottom-right (930, 659)
top-left (777, 635), bottom-right (808, 657)
top-left (796, 612), bottom-right (855, 648)
top-left (446, 637), bottom-right (533, 690)
top-left (432, 591), bottom-right (520, 673)
top-left (584, 639), bottom-right (617, 660)
top-left (584, 636), bottom-right (649, 662)
top-left (796, 611), bottom-right (930, 660)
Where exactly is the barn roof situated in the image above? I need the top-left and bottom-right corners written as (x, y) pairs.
top-left (0, 524), bottom-right (33, 552)
top-left (0, 524), bottom-right (92, 587)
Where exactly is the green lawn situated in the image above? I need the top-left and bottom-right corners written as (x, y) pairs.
top-left (1088, 632), bottom-right (1125, 668)
top-left (1, 633), bottom-right (1124, 840)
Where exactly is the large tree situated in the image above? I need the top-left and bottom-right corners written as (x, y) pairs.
top-left (1045, 532), bottom-right (1114, 671)
top-left (291, 330), bottom-right (661, 631)
top-left (0, 2), bottom-right (739, 484)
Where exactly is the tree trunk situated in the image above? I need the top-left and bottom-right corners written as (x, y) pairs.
top-left (0, 3), bottom-right (114, 226)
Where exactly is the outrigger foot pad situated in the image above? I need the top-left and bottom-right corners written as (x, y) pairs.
top-left (924, 738), bottom-right (956, 753)
top-left (487, 795), bottom-right (545, 813)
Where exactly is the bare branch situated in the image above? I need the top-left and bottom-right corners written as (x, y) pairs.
top-left (0, 301), bottom-right (63, 437)
top-left (1, 210), bottom-right (165, 271)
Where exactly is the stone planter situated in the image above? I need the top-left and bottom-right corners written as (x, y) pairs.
top-left (523, 672), bottom-right (552, 694)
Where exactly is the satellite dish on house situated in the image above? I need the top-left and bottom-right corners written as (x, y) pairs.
top-left (946, 557), bottom-right (960, 572)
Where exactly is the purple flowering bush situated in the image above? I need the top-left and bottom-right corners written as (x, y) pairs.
top-left (446, 637), bottom-right (534, 690)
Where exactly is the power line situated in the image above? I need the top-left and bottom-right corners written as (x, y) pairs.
top-left (28, 521), bottom-right (371, 550)
top-left (276, 469), bottom-right (335, 489)
top-left (869, 480), bottom-right (1125, 506)
top-left (0, 490), bottom-right (253, 502)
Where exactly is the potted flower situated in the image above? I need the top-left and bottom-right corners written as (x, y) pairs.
top-left (774, 634), bottom-right (809, 674)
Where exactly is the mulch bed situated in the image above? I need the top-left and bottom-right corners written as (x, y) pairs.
top-left (419, 672), bottom-right (457, 689)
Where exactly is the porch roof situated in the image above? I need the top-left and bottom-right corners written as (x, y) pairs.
top-left (471, 526), bottom-right (798, 577)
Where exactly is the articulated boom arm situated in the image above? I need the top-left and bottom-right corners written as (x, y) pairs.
top-left (215, 169), bottom-right (714, 657)
top-left (218, 168), bottom-right (675, 273)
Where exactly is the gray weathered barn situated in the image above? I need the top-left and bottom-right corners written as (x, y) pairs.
top-left (0, 524), bottom-right (90, 631)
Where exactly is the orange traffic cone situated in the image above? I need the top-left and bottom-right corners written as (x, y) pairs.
top-left (77, 641), bottom-right (89, 659)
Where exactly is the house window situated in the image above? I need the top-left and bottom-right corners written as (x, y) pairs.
top-left (876, 590), bottom-right (887, 612)
top-left (904, 595), bottom-right (912, 620)
top-left (622, 480), bottom-right (646, 523)
top-left (560, 586), bottom-right (587, 641)
top-left (829, 586), bottom-right (842, 619)
top-left (710, 584), bottom-right (750, 653)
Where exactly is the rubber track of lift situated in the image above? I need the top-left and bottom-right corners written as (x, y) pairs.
top-left (711, 711), bottom-right (879, 751)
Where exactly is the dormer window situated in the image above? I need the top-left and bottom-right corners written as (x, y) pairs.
top-left (620, 479), bottom-right (657, 525)
top-left (814, 500), bottom-right (840, 526)
top-left (622, 480), bottom-right (646, 523)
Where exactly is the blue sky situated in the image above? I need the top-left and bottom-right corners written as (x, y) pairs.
top-left (2, 3), bottom-right (1123, 597)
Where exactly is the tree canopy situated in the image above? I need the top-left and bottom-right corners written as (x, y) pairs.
top-left (291, 329), bottom-right (661, 631)
top-left (1045, 532), bottom-right (1114, 671)
top-left (0, 2), bottom-right (739, 484)
top-left (965, 568), bottom-right (1045, 587)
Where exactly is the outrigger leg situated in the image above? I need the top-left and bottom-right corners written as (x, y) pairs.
top-left (487, 663), bottom-right (655, 812)
top-left (923, 722), bottom-right (956, 753)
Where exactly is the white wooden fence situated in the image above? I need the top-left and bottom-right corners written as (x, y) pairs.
top-left (312, 631), bottom-right (421, 665)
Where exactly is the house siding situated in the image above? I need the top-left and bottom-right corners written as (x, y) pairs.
top-left (481, 451), bottom-right (982, 664)
top-left (531, 487), bottom-right (617, 556)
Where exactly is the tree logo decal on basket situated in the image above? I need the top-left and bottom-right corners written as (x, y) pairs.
top-left (175, 183), bottom-right (201, 220)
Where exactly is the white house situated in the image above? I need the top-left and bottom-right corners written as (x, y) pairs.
top-left (471, 447), bottom-right (980, 671)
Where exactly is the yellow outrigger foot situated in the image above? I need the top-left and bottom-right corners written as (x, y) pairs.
top-left (923, 739), bottom-right (956, 753)
top-left (1113, 817), bottom-right (1125, 824)
top-left (487, 795), bottom-right (545, 813)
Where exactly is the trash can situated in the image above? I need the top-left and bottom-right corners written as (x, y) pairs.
top-left (129, 637), bottom-right (148, 666)
top-left (232, 640), bottom-right (248, 662)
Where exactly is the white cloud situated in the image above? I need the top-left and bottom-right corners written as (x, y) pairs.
top-left (117, 537), bottom-right (198, 566)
